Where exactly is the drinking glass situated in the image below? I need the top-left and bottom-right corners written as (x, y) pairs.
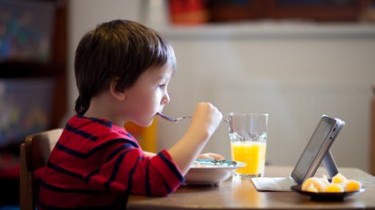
top-left (228, 113), bottom-right (268, 178)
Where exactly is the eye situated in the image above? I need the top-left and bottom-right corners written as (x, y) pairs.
top-left (158, 84), bottom-right (166, 89)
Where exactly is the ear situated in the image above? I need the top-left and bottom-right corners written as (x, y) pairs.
top-left (109, 78), bottom-right (126, 101)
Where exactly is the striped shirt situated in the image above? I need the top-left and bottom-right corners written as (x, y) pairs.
top-left (37, 115), bottom-right (184, 209)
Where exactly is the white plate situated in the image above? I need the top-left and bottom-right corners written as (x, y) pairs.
top-left (184, 160), bottom-right (246, 185)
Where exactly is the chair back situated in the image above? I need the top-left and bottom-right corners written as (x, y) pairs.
top-left (19, 128), bottom-right (63, 210)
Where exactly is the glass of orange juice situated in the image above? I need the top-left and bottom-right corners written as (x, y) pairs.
top-left (228, 113), bottom-right (268, 178)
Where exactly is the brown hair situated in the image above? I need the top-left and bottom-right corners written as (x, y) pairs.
top-left (74, 20), bottom-right (176, 115)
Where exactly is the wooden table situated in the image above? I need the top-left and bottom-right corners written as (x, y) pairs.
top-left (127, 166), bottom-right (375, 210)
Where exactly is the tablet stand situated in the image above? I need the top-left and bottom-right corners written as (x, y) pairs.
top-left (322, 150), bottom-right (339, 178)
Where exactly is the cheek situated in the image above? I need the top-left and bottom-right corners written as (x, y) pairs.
top-left (127, 86), bottom-right (162, 113)
top-left (150, 94), bottom-right (162, 109)
top-left (135, 90), bottom-right (159, 110)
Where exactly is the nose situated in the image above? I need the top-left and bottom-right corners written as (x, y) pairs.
top-left (161, 92), bottom-right (170, 105)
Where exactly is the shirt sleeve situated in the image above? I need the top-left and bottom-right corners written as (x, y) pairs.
top-left (142, 150), bottom-right (184, 196)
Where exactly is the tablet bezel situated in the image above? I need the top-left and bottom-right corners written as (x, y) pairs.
top-left (290, 115), bottom-right (345, 185)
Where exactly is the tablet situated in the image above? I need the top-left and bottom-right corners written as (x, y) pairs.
top-left (251, 115), bottom-right (345, 191)
top-left (290, 115), bottom-right (345, 184)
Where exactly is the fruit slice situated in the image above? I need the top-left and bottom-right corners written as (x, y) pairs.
top-left (344, 180), bottom-right (362, 192)
top-left (325, 183), bottom-right (344, 192)
top-left (332, 173), bottom-right (347, 184)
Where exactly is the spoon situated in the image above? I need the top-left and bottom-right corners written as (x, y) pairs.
top-left (157, 112), bottom-right (191, 122)
top-left (157, 112), bottom-right (229, 123)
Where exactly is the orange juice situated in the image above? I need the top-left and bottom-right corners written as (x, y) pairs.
top-left (231, 141), bottom-right (266, 177)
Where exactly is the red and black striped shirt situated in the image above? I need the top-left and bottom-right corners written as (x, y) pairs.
top-left (37, 115), bottom-right (184, 209)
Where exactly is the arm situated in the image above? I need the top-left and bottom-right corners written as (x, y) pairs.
top-left (167, 102), bottom-right (223, 175)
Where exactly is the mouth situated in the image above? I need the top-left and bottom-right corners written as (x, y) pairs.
top-left (154, 112), bottom-right (162, 119)
top-left (157, 109), bottom-right (164, 115)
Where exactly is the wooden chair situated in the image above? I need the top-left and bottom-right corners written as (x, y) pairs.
top-left (19, 128), bottom-right (63, 210)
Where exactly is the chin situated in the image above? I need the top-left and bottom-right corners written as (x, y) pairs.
top-left (138, 118), bottom-right (154, 128)
top-left (145, 119), bottom-right (154, 127)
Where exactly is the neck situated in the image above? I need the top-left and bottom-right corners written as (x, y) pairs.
top-left (84, 93), bottom-right (125, 127)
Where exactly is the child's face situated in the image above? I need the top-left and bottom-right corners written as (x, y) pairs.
top-left (123, 64), bottom-right (173, 127)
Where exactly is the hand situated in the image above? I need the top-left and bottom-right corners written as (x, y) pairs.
top-left (190, 102), bottom-right (223, 140)
top-left (167, 102), bottom-right (223, 174)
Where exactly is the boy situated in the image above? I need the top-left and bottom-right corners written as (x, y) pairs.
top-left (37, 19), bottom-right (223, 209)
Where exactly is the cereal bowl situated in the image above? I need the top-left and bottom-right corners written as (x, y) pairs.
top-left (185, 160), bottom-right (246, 185)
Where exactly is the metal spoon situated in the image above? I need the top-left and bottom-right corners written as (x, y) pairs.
top-left (157, 112), bottom-right (191, 122)
top-left (157, 112), bottom-right (229, 123)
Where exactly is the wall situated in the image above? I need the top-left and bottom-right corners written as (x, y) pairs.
top-left (156, 25), bottom-right (375, 172)
top-left (67, 0), bottom-right (140, 112)
top-left (68, 0), bottom-right (375, 172)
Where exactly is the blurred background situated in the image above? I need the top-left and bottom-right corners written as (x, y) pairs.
top-left (1, 0), bottom-right (375, 208)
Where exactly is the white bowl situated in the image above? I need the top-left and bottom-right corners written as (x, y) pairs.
top-left (185, 160), bottom-right (246, 185)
